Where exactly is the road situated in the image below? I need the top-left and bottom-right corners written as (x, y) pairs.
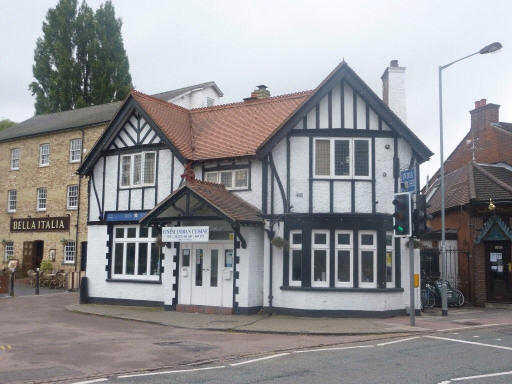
top-left (101, 326), bottom-right (512, 384)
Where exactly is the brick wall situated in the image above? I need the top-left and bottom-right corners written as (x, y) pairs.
top-left (0, 124), bottom-right (105, 271)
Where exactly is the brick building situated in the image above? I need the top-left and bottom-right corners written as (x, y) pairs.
top-left (424, 100), bottom-right (512, 305)
top-left (0, 82), bottom-right (223, 274)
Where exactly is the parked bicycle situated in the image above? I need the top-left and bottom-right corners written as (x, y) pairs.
top-left (421, 279), bottom-right (464, 310)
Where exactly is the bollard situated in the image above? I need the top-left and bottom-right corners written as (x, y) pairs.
top-left (35, 268), bottom-right (40, 295)
top-left (9, 271), bottom-right (14, 297)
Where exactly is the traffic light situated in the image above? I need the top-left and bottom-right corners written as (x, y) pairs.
top-left (413, 194), bottom-right (432, 237)
top-left (393, 192), bottom-right (411, 237)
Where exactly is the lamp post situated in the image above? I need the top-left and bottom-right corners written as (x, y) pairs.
top-left (439, 42), bottom-right (502, 316)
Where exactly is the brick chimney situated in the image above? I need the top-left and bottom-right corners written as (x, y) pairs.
top-left (470, 98), bottom-right (500, 135)
top-left (244, 85), bottom-right (270, 102)
top-left (381, 60), bottom-right (407, 123)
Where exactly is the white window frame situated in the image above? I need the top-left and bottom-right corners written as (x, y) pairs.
top-left (37, 187), bottom-right (47, 211)
top-left (7, 190), bottom-right (17, 213)
top-left (313, 138), bottom-right (371, 179)
top-left (386, 231), bottom-right (395, 288)
top-left (67, 185), bottom-right (79, 210)
top-left (204, 169), bottom-right (249, 190)
top-left (311, 230), bottom-right (330, 287)
top-left (358, 230), bottom-right (377, 288)
top-left (335, 230), bottom-right (353, 288)
top-left (119, 152), bottom-right (156, 188)
top-left (4, 241), bottom-right (14, 261)
top-left (70, 138), bottom-right (82, 163)
top-left (64, 240), bottom-right (76, 264)
top-left (289, 230), bottom-right (302, 287)
top-left (111, 225), bottom-right (160, 281)
top-left (39, 143), bottom-right (50, 167)
top-left (10, 148), bottom-right (20, 170)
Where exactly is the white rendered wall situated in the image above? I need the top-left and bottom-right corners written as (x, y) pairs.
top-left (171, 87), bottom-right (221, 109)
top-left (236, 226), bottom-right (265, 308)
top-left (375, 137), bottom-right (395, 214)
top-left (234, 160), bottom-right (262, 210)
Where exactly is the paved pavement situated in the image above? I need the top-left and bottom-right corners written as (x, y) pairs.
top-left (0, 292), bottom-right (409, 384)
top-left (105, 326), bottom-right (512, 384)
top-left (0, 282), bottom-right (61, 298)
top-left (68, 302), bottom-right (512, 335)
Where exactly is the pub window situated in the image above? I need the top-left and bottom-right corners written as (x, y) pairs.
top-left (289, 230), bottom-right (302, 286)
top-left (39, 143), bottom-right (50, 166)
top-left (386, 232), bottom-right (395, 288)
top-left (70, 138), bottom-right (82, 163)
top-left (7, 190), bottom-right (16, 212)
top-left (67, 185), bottom-right (79, 210)
top-left (4, 241), bottom-right (14, 261)
top-left (64, 240), bottom-right (76, 263)
top-left (37, 187), bottom-right (47, 211)
top-left (335, 230), bottom-right (353, 287)
top-left (120, 152), bottom-right (156, 188)
top-left (313, 138), bottom-right (371, 178)
top-left (204, 169), bottom-right (249, 190)
top-left (359, 231), bottom-right (377, 288)
top-left (10, 148), bottom-right (20, 170)
top-left (311, 230), bottom-right (329, 287)
top-left (112, 225), bottom-right (160, 280)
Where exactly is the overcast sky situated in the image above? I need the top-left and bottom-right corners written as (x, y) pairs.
top-left (1, 0), bottom-right (511, 183)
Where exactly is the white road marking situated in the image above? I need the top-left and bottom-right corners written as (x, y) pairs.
top-left (438, 370), bottom-right (512, 383)
top-left (425, 335), bottom-right (512, 351)
top-left (118, 365), bottom-right (225, 379)
top-left (294, 345), bottom-right (374, 354)
top-left (472, 335), bottom-right (479, 338)
top-left (72, 379), bottom-right (108, 384)
top-left (229, 353), bottom-right (290, 367)
top-left (452, 332), bottom-right (459, 335)
top-left (377, 337), bottom-right (420, 346)
top-left (437, 323), bottom-right (508, 332)
top-left (496, 338), bottom-right (503, 341)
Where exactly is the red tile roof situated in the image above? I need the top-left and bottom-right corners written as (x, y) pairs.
top-left (130, 89), bottom-right (311, 160)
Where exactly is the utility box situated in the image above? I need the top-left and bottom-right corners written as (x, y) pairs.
top-left (0, 273), bottom-right (9, 294)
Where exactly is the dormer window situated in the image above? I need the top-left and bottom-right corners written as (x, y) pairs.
top-left (120, 152), bottom-right (156, 188)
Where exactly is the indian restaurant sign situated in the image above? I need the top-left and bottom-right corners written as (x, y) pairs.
top-left (162, 226), bottom-right (209, 242)
top-left (10, 216), bottom-right (70, 232)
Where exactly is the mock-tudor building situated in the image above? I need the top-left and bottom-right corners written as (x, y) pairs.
top-left (78, 60), bottom-right (432, 316)
top-left (424, 100), bottom-right (512, 305)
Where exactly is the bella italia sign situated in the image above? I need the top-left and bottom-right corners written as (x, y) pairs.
top-left (10, 216), bottom-right (70, 232)
top-left (162, 226), bottom-right (209, 243)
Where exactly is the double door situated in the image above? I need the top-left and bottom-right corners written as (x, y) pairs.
top-left (179, 243), bottom-right (233, 308)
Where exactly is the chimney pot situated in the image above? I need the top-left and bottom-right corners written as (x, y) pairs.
top-left (390, 60), bottom-right (399, 67)
top-left (248, 85), bottom-right (270, 100)
top-left (475, 100), bottom-right (480, 109)
top-left (480, 98), bottom-right (487, 106)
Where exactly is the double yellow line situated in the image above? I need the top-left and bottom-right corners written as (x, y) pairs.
top-left (0, 345), bottom-right (12, 351)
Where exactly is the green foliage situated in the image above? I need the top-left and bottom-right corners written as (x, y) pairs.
top-left (29, 0), bottom-right (132, 114)
top-left (40, 259), bottom-right (54, 274)
top-left (0, 119), bottom-right (16, 131)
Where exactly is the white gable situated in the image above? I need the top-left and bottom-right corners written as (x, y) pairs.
top-left (108, 112), bottom-right (161, 150)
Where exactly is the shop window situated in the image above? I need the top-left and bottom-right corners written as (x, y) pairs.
top-left (335, 230), bottom-right (353, 287)
top-left (313, 138), bottom-right (371, 178)
top-left (359, 231), bottom-right (377, 288)
top-left (70, 138), bottom-right (82, 163)
top-left (64, 241), bottom-right (76, 263)
top-left (112, 226), bottom-right (159, 280)
top-left (289, 230), bottom-right (302, 286)
top-left (311, 230), bottom-right (329, 287)
top-left (120, 152), bottom-right (156, 188)
top-left (204, 169), bottom-right (249, 190)
top-left (386, 232), bottom-right (395, 288)
top-left (67, 185), bottom-right (79, 210)
top-left (4, 241), bottom-right (14, 261)
top-left (7, 190), bottom-right (16, 212)
top-left (10, 148), bottom-right (20, 170)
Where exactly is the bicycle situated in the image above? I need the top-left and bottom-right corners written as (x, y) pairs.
top-left (421, 282), bottom-right (436, 310)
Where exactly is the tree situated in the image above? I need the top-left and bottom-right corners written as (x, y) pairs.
top-left (0, 119), bottom-right (16, 131)
top-left (29, 0), bottom-right (132, 114)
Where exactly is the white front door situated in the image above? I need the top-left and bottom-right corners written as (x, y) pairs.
top-left (179, 243), bottom-right (233, 308)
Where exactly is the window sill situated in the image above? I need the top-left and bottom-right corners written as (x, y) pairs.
top-left (119, 185), bottom-right (156, 190)
top-left (70, 160), bottom-right (81, 164)
top-left (62, 261), bottom-right (75, 265)
top-left (7, 210), bottom-right (16, 213)
top-left (10, 168), bottom-right (19, 172)
top-left (281, 286), bottom-right (404, 293)
top-left (39, 164), bottom-right (50, 168)
top-left (106, 278), bottom-right (161, 284)
top-left (67, 207), bottom-right (78, 211)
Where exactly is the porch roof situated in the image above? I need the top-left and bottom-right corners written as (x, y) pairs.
top-left (139, 179), bottom-right (263, 226)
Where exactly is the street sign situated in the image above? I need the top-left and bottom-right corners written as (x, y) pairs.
top-left (400, 168), bottom-right (416, 193)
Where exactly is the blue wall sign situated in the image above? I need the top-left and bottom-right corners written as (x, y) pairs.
top-left (105, 211), bottom-right (148, 222)
top-left (400, 168), bottom-right (416, 193)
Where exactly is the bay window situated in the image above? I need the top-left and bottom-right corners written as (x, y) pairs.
top-left (112, 226), bottom-right (160, 280)
top-left (313, 138), bottom-right (371, 178)
top-left (120, 152), bottom-right (156, 188)
top-left (335, 230), bottom-right (353, 287)
top-left (311, 230), bottom-right (329, 287)
top-left (289, 230), bottom-right (302, 286)
top-left (359, 231), bottom-right (377, 288)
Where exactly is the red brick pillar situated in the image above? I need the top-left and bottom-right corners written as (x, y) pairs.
top-left (471, 243), bottom-right (487, 306)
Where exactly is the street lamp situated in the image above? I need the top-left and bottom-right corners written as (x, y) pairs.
top-left (438, 41), bottom-right (502, 316)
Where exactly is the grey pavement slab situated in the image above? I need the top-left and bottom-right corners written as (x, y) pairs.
top-left (0, 282), bottom-right (63, 298)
